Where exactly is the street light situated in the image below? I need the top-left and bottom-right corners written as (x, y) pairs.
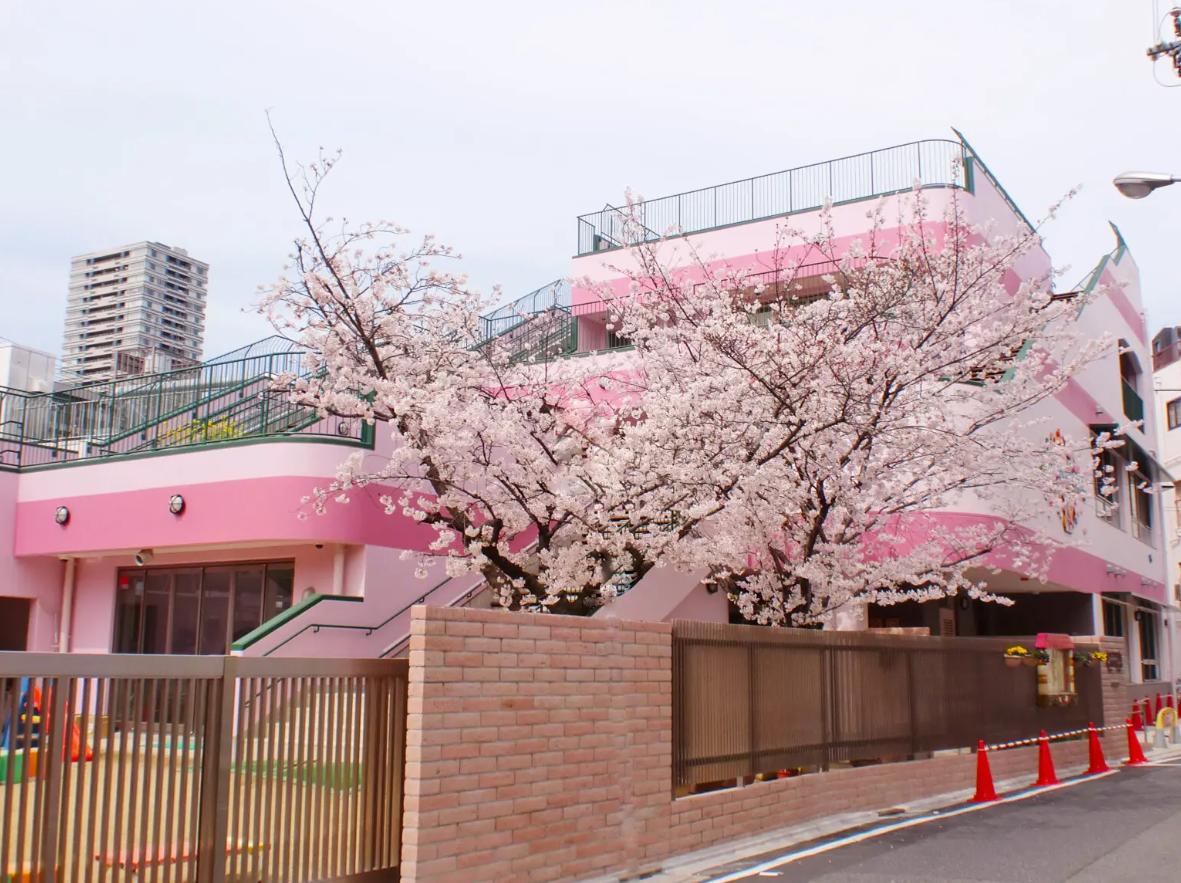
top-left (1113, 171), bottom-right (1179, 199)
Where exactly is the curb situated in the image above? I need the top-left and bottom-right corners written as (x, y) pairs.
top-left (636, 743), bottom-right (1181, 883)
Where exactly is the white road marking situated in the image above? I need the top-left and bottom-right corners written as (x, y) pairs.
top-left (705, 770), bottom-right (1120, 883)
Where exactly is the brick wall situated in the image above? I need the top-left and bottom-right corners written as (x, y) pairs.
top-left (1097, 636), bottom-right (1130, 731)
top-left (400, 608), bottom-right (1129, 883)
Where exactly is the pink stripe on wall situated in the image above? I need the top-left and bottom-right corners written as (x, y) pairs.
top-left (1100, 266), bottom-right (1147, 346)
top-left (1056, 375), bottom-right (1115, 427)
top-left (916, 511), bottom-right (1166, 604)
top-left (14, 476), bottom-right (447, 557)
top-left (571, 221), bottom-right (952, 307)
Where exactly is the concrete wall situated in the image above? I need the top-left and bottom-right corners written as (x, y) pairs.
top-left (400, 607), bottom-right (1129, 883)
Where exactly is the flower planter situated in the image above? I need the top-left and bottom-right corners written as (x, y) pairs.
top-left (1022, 657), bottom-right (1040, 667)
top-left (1004, 656), bottom-right (1022, 668)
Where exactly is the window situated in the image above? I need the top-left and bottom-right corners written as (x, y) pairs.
top-left (1102, 599), bottom-right (1125, 637)
top-left (1093, 442), bottom-right (1121, 525)
top-left (1168, 397), bottom-right (1181, 430)
top-left (1138, 609), bottom-right (1159, 681)
top-left (113, 561), bottom-right (294, 654)
top-left (1119, 341), bottom-right (1143, 422)
top-left (1129, 465), bottom-right (1155, 546)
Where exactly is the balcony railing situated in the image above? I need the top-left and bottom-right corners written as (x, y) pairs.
top-left (0, 338), bottom-right (372, 469)
top-left (576, 138), bottom-right (970, 255)
top-left (1122, 380), bottom-right (1145, 423)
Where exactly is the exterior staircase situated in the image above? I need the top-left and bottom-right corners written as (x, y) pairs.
top-left (0, 338), bottom-right (358, 465)
top-left (232, 571), bottom-right (487, 659)
top-left (479, 279), bottom-right (577, 363)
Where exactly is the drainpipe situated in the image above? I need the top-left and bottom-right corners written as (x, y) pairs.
top-left (58, 557), bottom-right (76, 653)
top-left (333, 544), bottom-right (346, 596)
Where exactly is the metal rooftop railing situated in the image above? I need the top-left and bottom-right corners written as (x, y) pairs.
top-left (575, 138), bottom-right (971, 255)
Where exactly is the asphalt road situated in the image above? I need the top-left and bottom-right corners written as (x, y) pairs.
top-left (708, 762), bottom-right (1181, 883)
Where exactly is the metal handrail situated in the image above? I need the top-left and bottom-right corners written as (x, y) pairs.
top-left (480, 279), bottom-right (570, 342)
top-left (260, 574), bottom-right (458, 657)
top-left (575, 138), bottom-right (970, 255)
top-left (379, 581), bottom-right (488, 658)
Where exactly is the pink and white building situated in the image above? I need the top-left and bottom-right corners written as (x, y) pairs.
top-left (0, 134), bottom-right (1171, 689)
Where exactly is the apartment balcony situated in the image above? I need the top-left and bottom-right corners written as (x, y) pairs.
top-left (1122, 381), bottom-right (1145, 424)
top-left (1153, 340), bottom-right (1181, 372)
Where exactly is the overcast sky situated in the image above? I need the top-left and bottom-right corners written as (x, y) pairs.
top-left (1, 1), bottom-right (1179, 360)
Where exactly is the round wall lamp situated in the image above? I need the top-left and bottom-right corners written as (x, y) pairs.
top-left (168, 494), bottom-right (185, 515)
top-left (54, 506), bottom-right (70, 526)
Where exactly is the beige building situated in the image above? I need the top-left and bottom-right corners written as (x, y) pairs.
top-left (0, 340), bottom-right (55, 393)
top-left (1151, 325), bottom-right (1181, 691)
top-left (61, 241), bottom-right (207, 381)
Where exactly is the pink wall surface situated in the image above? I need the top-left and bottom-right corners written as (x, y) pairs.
top-left (0, 470), bottom-right (62, 650)
top-left (15, 474), bottom-right (446, 558)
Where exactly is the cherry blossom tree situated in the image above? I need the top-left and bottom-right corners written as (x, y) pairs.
top-left (591, 187), bottom-right (1117, 624)
top-left (259, 137), bottom-right (667, 614)
top-left (263, 136), bottom-right (1116, 625)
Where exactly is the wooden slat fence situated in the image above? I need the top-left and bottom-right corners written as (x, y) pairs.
top-left (672, 622), bottom-right (1103, 792)
top-left (0, 653), bottom-right (407, 882)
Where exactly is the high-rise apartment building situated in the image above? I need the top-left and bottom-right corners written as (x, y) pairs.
top-left (61, 241), bottom-right (207, 381)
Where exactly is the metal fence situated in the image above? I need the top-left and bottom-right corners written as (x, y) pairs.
top-left (577, 139), bottom-right (969, 255)
top-left (672, 622), bottom-right (1103, 793)
top-left (0, 654), bottom-right (407, 882)
top-left (0, 348), bottom-right (371, 469)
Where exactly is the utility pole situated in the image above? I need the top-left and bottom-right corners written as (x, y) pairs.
top-left (1148, 7), bottom-right (1181, 79)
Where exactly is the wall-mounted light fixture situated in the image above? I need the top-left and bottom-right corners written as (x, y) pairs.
top-left (134, 549), bottom-right (154, 567)
top-left (168, 494), bottom-right (185, 515)
top-left (54, 506), bottom-right (70, 526)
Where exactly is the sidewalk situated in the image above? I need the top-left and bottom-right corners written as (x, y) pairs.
top-left (638, 738), bottom-right (1181, 883)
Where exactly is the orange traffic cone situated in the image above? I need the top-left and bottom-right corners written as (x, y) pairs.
top-left (1034, 730), bottom-right (1058, 786)
top-left (972, 740), bottom-right (998, 802)
top-left (1131, 703), bottom-right (1143, 730)
top-left (1085, 723), bottom-right (1109, 774)
top-left (1142, 701), bottom-right (1153, 735)
top-left (1125, 717), bottom-right (1149, 766)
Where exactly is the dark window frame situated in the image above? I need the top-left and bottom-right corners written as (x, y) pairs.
top-left (112, 558), bottom-right (295, 655)
top-left (1102, 599), bottom-right (1125, 638)
top-left (1168, 397), bottom-right (1181, 430)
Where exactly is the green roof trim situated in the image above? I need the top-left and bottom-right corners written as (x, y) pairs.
top-left (231, 592), bottom-right (362, 651)
top-left (1108, 222), bottom-right (1129, 265)
top-left (950, 128), bottom-right (1036, 234)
